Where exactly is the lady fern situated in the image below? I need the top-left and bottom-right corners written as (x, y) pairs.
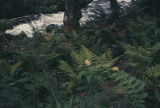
top-left (111, 71), bottom-right (147, 108)
top-left (58, 45), bottom-right (149, 108)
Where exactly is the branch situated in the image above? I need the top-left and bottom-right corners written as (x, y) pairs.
top-left (80, 0), bottom-right (93, 7)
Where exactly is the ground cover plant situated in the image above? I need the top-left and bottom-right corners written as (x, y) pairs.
top-left (1, 0), bottom-right (160, 108)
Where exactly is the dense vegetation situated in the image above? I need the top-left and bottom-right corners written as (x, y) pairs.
top-left (1, 0), bottom-right (160, 108)
top-left (0, 0), bottom-right (65, 19)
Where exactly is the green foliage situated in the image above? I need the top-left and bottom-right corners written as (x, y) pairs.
top-left (0, 0), bottom-right (65, 19)
top-left (111, 71), bottom-right (147, 108)
top-left (146, 64), bottom-right (160, 83)
top-left (1, 1), bottom-right (160, 107)
top-left (0, 33), bottom-right (64, 108)
top-left (0, 28), bottom-right (157, 107)
top-left (59, 46), bottom-right (114, 94)
top-left (87, 29), bottom-right (120, 53)
top-left (58, 46), bottom-right (116, 107)
top-left (120, 17), bottom-right (160, 107)
top-left (127, 18), bottom-right (158, 46)
top-left (0, 58), bottom-right (52, 107)
top-left (58, 45), bottom-right (148, 108)
top-left (121, 42), bottom-right (160, 79)
top-left (56, 97), bottom-right (73, 108)
top-left (135, 0), bottom-right (160, 16)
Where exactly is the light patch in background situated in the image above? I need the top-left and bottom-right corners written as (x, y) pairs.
top-left (5, 0), bottom-right (131, 37)
top-left (5, 12), bottom-right (64, 37)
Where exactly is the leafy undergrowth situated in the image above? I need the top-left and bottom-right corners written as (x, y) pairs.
top-left (1, 9), bottom-right (160, 108)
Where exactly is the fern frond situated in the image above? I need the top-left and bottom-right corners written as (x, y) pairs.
top-left (10, 61), bottom-right (22, 77)
top-left (146, 64), bottom-right (160, 82)
top-left (71, 45), bottom-right (115, 69)
top-left (80, 45), bottom-right (99, 62)
top-left (59, 60), bottom-right (77, 79)
top-left (0, 60), bottom-right (10, 77)
top-left (111, 71), bottom-right (147, 107)
top-left (71, 50), bottom-right (84, 65)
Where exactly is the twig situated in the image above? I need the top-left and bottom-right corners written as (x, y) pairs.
top-left (42, 67), bottom-right (57, 101)
top-left (37, 57), bottom-right (57, 101)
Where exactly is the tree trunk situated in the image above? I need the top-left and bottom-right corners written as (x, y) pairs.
top-left (109, 0), bottom-right (119, 13)
top-left (63, 0), bottom-right (81, 34)
top-left (63, 0), bottom-right (93, 34)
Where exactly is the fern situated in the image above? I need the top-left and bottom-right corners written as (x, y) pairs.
top-left (111, 71), bottom-right (147, 108)
top-left (121, 42), bottom-right (160, 79)
top-left (0, 60), bottom-right (11, 78)
top-left (59, 45), bottom-right (115, 100)
top-left (59, 45), bottom-right (149, 108)
top-left (71, 50), bottom-right (84, 65)
top-left (0, 60), bottom-right (29, 107)
top-left (121, 41), bottom-right (160, 107)
top-left (145, 64), bottom-right (160, 83)
top-left (71, 45), bottom-right (114, 68)
top-left (128, 18), bottom-right (157, 46)
top-left (74, 91), bottom-right (107, 108)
